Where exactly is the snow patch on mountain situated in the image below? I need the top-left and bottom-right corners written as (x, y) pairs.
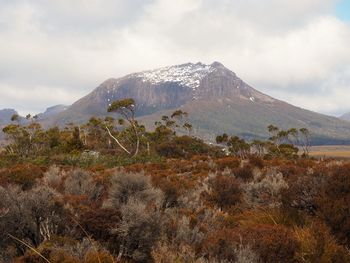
top-left (130, 63), bottom-right (216, 90)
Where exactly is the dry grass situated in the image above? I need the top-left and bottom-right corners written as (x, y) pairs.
top-left (309, 145), bottom-right (350, 159)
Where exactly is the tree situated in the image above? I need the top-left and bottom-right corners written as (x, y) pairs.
top-left (227, 136), bottom-right (251, 158)
top-left (299, 128), bottom-right (311, 156)
top-left (171, 110), bottom-right (193, 135)
top-left (2, 122), bottom-right (47, 157)
top-left (11, 114), bottom-right (19, 122)
top-left (266, 125), bottom-right (299, 159)
top-left (107, 98), bottom-right (141, 157)
top-left (216, 134), bottom-right (250, 158)
top-left (216, 133), bottom-right (229, 144)
top-left (80, 117), bottom-right (113, 150)
top-left (251, 139), bottom-right (267, 157)
top-left (67, 126), bottom-right (84, 152)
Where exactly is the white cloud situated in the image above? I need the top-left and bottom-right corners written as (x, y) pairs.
top-left (0, 0), bottom-right (349, 116)
top-left (0, 83), bottom-right (82, 115)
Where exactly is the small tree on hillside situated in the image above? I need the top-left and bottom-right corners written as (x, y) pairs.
top-left (171, 110), bottom-right (193, 135)
top-left (216, 134), bottom-right (251, 158)
top-left (107, 98), bottom-right (141, 157)
top-left (299, 128), bottom-right (311, 156)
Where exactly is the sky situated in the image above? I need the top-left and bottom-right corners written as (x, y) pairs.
top-left (0, 0), bottom-right (349, 116)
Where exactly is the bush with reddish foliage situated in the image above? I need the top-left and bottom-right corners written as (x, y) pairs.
top-left (200, 228), bottom-right (241, 261)
top-left (242, 224), bottom-right (299, 263)
top-left (201, 224), bottom-right (298, 263)
top-left (282, 173), bottom-right (324, 215)
top-left (233, 164), bottom-right (254, 182)
top-left (79, 208), bottom-right (121, 241)
top-left (316, 164), bottom-right (350, 245)
top-left (0, 164), bottom-right (44, 190)
top-left (205, 175), bottom-right (242, 210)
top-left (215, 157), bottom-right (240, 170)
top-left (248, 155), bottom-right (265, 168)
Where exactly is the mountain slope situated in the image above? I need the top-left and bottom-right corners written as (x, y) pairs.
top-left (0, 109), bottom-right (18, 126)
top-left (51, 62), bottom-right (273, 123)
top-left (340, 112), bottom-right (350, 122)
top-left (50, 62), bottom-right (350, 144)
top-left (36, 105), bottom-right (68, 121)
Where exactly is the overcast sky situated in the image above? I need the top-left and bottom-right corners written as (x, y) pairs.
top-left (0, 0), bottom-right (349, 116)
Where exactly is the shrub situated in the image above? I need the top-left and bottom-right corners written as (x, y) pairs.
top-left (0, 185), bottom-right (70, 259)
top-left (106, 171), bottom-right (163, 208)
top-left (248, 155), bottom-right (264, 169)
top-left (200, 229), bottom-right (241, 261)
top-left (64, 168), bottom-right (100, 202)
top-left (0, 164), bottom-right (44, 190)
top-left (316, 164), bottom-right (350, 245)
top-left (43, 165), bottom-right (64, 190)
top-left (294, 223), bottom-right (350, 263)
top-left (215, 157), bottom-right (240, 170)
top-left (79, 208), bottom-right (121, 241)
top-left (155, 136), bottom-right (217, 158)
top-left (242, 224), bottom-right (299, 263)
top-left (112, 200), bottom-right (161, 262)
top-left (17, 237), bottom-right (114, 263)
top-left (206, 212), bottom-right (297, 261)
top-left (205, 175), bottom-right (242, 210)
top-left (282, 173), bottom-right (325, 215)
top-left (233, 164), bottom-right (254, 182)
top-left (244, 171), bottom-right (288, 208)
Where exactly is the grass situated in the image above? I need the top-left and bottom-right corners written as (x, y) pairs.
top-left (309, 145), bottom-right (350, 159)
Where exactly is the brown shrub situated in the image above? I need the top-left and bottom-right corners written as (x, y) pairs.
top-left (0, 164), bottom-right (44, 190)
top-left (205, 175), bottom-right (242, 210)
top-left (242, 224), bottom-right (299, 263)
top-left (282, 173), bottom-right (325, 215)
top-left (316, 163), bottom-right (350, 245)
top-left (200, 228), bottom-right (241, 261)
top-left (294, 222), bottom-right (350, 263)
top-left (243, 171), bottom-right (288, 208)
top-left (215, 157), bottom-right (240, 171)
top-left (201, 225), bottom-right (295, 263)
top-left (233, 164), bottom-right (254, 182)
top-left (248, 155), bottom-right (264, 169)
top-left (80, 208), bottom-right (121, 241)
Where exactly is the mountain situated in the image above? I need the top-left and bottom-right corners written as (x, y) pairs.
top-left (340, 112), bottom-right (350, 122)
top-left (49, 62), bottom-right (350, 144)
top-left (0, 109), bottom-right (19, 126)
top-left (36, 105), bottom-right (68, 121)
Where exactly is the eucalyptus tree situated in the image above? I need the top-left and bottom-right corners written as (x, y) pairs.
top-left (107, 98), bottom-right (141, 157)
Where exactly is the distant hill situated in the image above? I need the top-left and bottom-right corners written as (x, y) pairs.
top-left (0, 109), bottom-right (18, 126)
top-left (340, 112), bottom-right (350, 122)
top-left (36, 105), bottom-right (68, 121)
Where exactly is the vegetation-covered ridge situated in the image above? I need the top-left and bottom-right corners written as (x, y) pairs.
top-left (0, 99), bottom-right (350, 262)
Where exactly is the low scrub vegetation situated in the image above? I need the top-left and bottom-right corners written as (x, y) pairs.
top-left (0, 99), bottom-right (349, 262)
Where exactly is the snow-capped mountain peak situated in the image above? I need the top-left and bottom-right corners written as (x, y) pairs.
top-left (129, 62), bottom-right (216, 90)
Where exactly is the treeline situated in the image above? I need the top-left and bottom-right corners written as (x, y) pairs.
top-left (1, 99), bottom-right (311, 164)
top-left (1, 99), bottom-right (218, 162)
top-left (216, 125), bottom-right (311, 159)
